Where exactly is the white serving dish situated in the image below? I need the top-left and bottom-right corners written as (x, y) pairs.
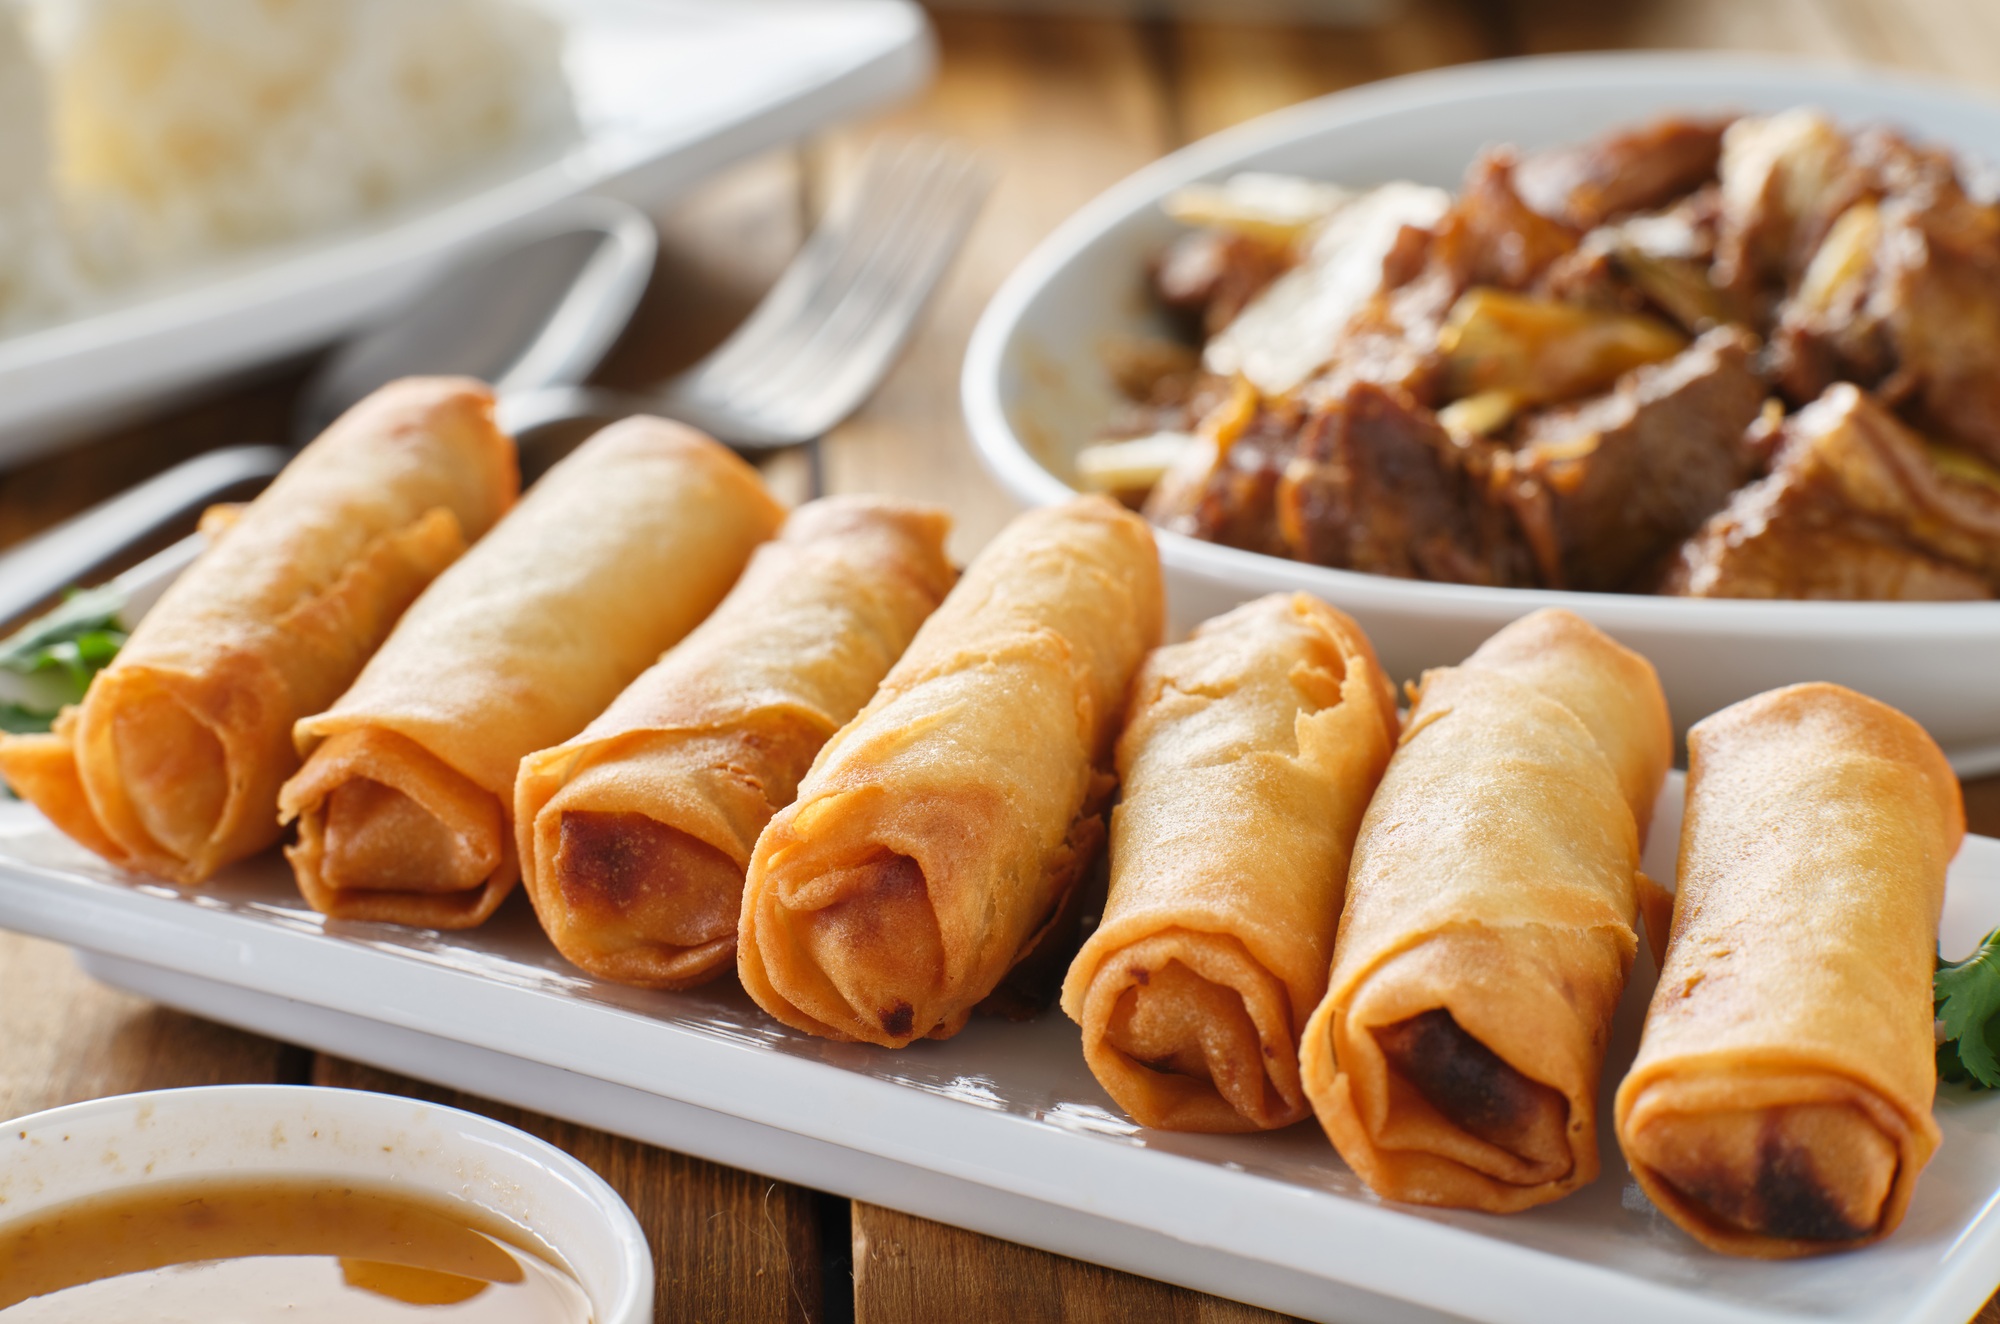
top-left (0, 1084), bottom-right (653, 1323)
top-left (0, 545), bottom-right (1997, 1324)
top-left (0, 784), bottom-right (1994, 1324)
top-left (0, 0), bottom-right (931, 465)
top-left (961, 52), bottom-right (2000, 776)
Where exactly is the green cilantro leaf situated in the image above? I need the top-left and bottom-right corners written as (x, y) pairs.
top-left (0, 585), bottom-right (129, 736)
top-left (1936, 927), bottom-right (2000, 1090)
top-left (0, 703), bottom-right (51, 735)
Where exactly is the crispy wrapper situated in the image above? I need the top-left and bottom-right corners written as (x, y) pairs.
top-left (514, 496), bottom-right (956, 988)
top-left (1060, 592), bottom-right (1399, 1132)
top-left (280, 417), bottom-right (784, 929)
top-left (1616, 683), bottom-right (1959, 1258)
top-left (738, 497), bottom-right (1164, 1047)
top-left (0, 378), bottom-right (516, 883)
top-left (1301, 608), bottom-right (1670, 1211)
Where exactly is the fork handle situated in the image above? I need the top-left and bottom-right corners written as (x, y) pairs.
top-left (0, 445), bottom-right (288, 630)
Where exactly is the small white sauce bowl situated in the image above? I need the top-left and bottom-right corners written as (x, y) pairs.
top-left (0, 1084), bottom-right (653, 1324)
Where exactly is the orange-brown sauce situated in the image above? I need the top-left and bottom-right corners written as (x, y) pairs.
top-left (0, 1179), bottom-right (593, 1321)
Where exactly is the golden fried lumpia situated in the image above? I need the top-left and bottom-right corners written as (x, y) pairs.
top-left (1616, 682), bottom-right (1959, 1258)
top-left (0, 378), bottom-right (516, 883)
top-left (738, 496), bottom-right (1164, 1046)
top-left (1301, 607), bottom-right (1670, 1211)
top-left (1060, 593), bottom-right (1398, 1132)
top-left (514, 496), bottom-right (956, 988)
top-left (280, 417), bottom-right (785, 929)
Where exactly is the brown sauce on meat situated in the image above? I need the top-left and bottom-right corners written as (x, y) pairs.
top-left (0, 1180), bottom-right (592, 1320)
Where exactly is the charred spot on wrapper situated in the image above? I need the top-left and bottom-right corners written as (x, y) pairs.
top-left (1752, 1130), bottom-right (1871, 1242)
top-left (556, 810), bottom-right (678, 910)
top-left (1374, 1008), bottom-right (1569, 1157)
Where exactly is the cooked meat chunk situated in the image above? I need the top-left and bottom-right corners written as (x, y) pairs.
top-left (1152, 227), bottom-right (1290, 337)
top-left (1516, 115), bottom-right (1731, 229)
top-left (1132, 110), bottom-right (2000, 603)
top-left (1769, 198), bottom-right (1893, 401)
top-left (1785, 383), bottom-right (2000, 580)
top-left (1276, 381), bottom-right (1535, 585)
top-left (1875, 192), bottom-right (2000, 467)
top-left (1663, 383), bottom-right (2000, 599)
top-left (1279, 160), bottom-right (1579, 414)
top-left (1540, 186), bottom-right (1742, 332)
top-left (1535, 237), bottom-right (1638, 316)
top-left (1203, 182), bottom-right (1452, 397)
top-left (1288, 219), bottom-right (1459, 410)
top-left (1431, 150), bottom-right (1582, 293)
top-left (1662, 471), bottom-right (1990, 599)
top-left (1143, 402), bottom-right (1302, 557)
top-left (1504, 326), bottom-right (1769, 592)
top-left (1713, 109), bottom-right (1865, 300)
top-left (1767, 136), bottom-right (2000, 465)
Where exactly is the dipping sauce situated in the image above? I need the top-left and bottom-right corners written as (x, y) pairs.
top-left (0, 1179), bottom-right (593, 1321)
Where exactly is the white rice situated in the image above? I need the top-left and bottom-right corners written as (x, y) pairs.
top-left (0, 2), bottom-right (79, 332)
top-left (1, 0), bottom-right (576, 327)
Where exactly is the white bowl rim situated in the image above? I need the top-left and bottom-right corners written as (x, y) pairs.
top-left (961, 49), bottom-right (2000, 639)
top-left (0, 1083), bottom-right (653, 1323)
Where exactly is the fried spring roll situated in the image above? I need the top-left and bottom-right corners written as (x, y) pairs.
top-left (1616, 683), bottom-right (1959, 1258)
top-left (279, 417), bottom-right (785, 929)
top-left (0, 378), bottom-right (516, 883)
top-left (514, 496), bottom-right (957, 988)
top-left (1301, 608), bottom-right (1671, 1211)
top-left (1059, 593), bottom-right (1398, 1132)
top-left (738, 496), bottom-right (1164, 1046)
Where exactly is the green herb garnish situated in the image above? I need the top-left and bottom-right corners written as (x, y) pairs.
top-left (0, 584), bottom-right (129, 735)
top-left (1937, 927), bottom-right (2000, 1089)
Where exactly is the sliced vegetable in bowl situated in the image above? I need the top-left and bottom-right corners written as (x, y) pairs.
top-left (964, 53), bottom-right (2000, 770)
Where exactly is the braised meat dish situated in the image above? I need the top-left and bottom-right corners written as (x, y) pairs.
top-left (1080, 111), bottom-right (2000, 599)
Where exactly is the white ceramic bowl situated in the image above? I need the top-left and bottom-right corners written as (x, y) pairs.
top-left (0, 1084), bottom-right (653, 1323)
top-left (963, 52), bottom-right (2000, 772)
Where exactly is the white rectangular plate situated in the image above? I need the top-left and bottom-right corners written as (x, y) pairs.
top-left (0, 778), bottom-right (1994, 1324)
top-left (0, 0), bottom-right (929, 463)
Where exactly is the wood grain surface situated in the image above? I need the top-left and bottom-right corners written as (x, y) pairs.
top-left (0, 933), bottom-right (293, 1121)
top-left (1, 3), bottom-right (1998, 1321)
top-left (852, 1202), bottom-right (1288, 1324)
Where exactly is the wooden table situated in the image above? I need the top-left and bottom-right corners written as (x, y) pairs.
top-left (4, 2), bottom-right (1999, 1320)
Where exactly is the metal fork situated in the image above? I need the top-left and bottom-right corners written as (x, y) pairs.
top-left (498, 137), bottom-right (990, 451)
top-left (0, 138), bottom-right (988, 630)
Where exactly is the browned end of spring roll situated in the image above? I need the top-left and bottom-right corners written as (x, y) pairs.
top-left (1060, 592), bottom-right (1399, 1132)
top-left (281, 417), bottom-right (786, 929)
top-left (738, 496), bottom-right (1163, 1047)
top-left (1616, 682), bottom-right (1959, 1258)
top-left (284, 727), bottom-right (510, 925)
top-left (1301, 607), bottom-right (1670, 1212)
top-left (0, 378), bottom-right (516, 883)
top-left (514, 497), bottom-right (956, 988)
